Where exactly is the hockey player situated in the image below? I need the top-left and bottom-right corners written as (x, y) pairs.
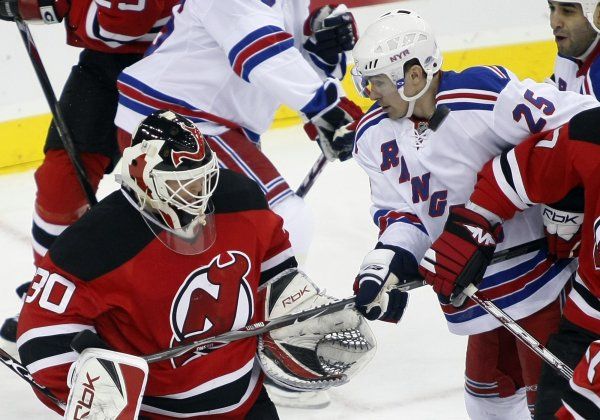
top-left (418, 106), bottom-right (600, 419)
top-left (0, 0), bottom-right (179, 341)
top-left (549, 0), bottom-right (600, 97)
top-left (16, 110), bottom-right (375, 419)
top-left (114, 1), bottom-right (363, 265)
top-left (535, 1), bottom-right (600, 267)
top-left (349, 9), bottom-right (599, 419)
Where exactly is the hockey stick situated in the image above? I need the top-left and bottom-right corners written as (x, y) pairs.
top-left (463, 284), bottom-right (573, 380)
top-left (397, 238), bottom-right (573, 379)
top-left (295, 153), bottom-right (328, 198)
top-left (0, 348), bottom-right (65, 409)
top-left (72, 296), bottom-right (356, 363)
top-left (15, 18), bottom-right (98, 206)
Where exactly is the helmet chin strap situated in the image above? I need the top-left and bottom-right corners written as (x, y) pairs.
top-left (398, 73), bottom-right (434, 119)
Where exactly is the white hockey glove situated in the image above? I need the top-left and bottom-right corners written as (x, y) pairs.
top-left (65, 348), bottom-right (148, 420)
top-left (257, 269), bottom-right (376, 391)
top-left (354, 248), bottom-right (412, 322)
top-left (542, 204), bottom-right (584, 259)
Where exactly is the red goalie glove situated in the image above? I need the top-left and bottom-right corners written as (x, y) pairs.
top-left (419, 206), bottom-right (503, 307)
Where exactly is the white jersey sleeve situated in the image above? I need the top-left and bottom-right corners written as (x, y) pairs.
top-left (353, 107), bottom-right (432, 259)
top-left (200, 0), bottom-right (334, 112)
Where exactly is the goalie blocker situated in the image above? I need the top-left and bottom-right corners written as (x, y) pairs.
top-left (257, 269), bottom-right (376, 391)
top-left (65, 348), bottom-right (148, 420)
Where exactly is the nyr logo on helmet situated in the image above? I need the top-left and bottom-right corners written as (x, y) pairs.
top-left (390, 49), bottom-right (410, 63)
top-left (171, 124), bottom-right (207, 168)
top-left (594, 216), bottom-right (600, 270)
top-left (169, 251), bottom-right (253, 367)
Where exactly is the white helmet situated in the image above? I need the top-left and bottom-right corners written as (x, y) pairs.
top-left (553, 0), bottom-right (600, 32)
top-left (120, 110), bottom-right (219, 254)
top-left (351, 9), bottom-right (442, 115)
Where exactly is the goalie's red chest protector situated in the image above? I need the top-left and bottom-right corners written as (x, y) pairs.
top-left (17, 170), bottom-right (295, 418)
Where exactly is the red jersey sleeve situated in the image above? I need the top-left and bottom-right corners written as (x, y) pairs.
top-left (470, 124), bottom-right (582, 220)
top-left (16, 257), bottom-right (108, 413)
top-left (65, 0), bottom-right (179, 53)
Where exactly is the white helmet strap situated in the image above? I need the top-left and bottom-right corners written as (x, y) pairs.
top-left (398, 72), bottom-right (434, 119)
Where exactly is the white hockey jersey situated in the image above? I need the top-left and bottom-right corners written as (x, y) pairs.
top-left (552, 37), bottom-right (600, 98)
top-left (115, 0), bottom-right (341, 140)
top-left (354, 65), bottom-right (599, 335)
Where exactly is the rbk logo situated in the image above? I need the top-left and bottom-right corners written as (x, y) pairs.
top-left (464, 225), bottom-right (496, 246)
top-left (542, 207), bottom-right (581, 225)
top-left (171, 125), bottom-right (206, 168)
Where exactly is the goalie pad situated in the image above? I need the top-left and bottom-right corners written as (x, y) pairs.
top-left (65, 348), bottom-right (148, 420)
top-left (257, 269), bottom-right (376, 391)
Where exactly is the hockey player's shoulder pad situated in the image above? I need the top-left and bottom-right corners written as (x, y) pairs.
top-left (438, 66), bottom-right (512, 97)
top-left (49, 191), bottom-right (154, 282)
top-left (355, 103), bottom-right (392, 144)
top-left (568, 107), bottom-right (600, 145)
top-left (211, 169), bottom-right (268, 214)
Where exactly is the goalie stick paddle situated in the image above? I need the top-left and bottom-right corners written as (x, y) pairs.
top-left (295, 153), bottom-right (328, 198)
top-left (0, 348), bottom-right (65, 409)
top-left (15, 18), bottom-right (98, 206)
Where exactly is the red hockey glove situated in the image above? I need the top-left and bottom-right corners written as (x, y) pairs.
top-left (0, 0), bottom-right (67, 23)
top-left (303, 4), bottom-right (357, 68)
top-left (542, 204), bottom-right (583, 259)
top-left (419, 206), bottom-right (503, 307)
top-left (304, 96), bottom-right (363, 162)
top-left (556, 340), bottom-right (600, 419)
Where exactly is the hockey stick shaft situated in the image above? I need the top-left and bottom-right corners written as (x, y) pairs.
top-left (295, 154), bottom-right (328, 198)
top-left (15, 19), bottom-right (98, 206)
top-left (0, 348), bottom-right (65, 409)
top-left (464, 284), bottom-right (573, 380)
top-left (142, 296), bottom-right (355, 363)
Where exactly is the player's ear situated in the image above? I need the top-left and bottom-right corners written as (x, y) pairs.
top-left (406, 64), bottom-right (424, 84)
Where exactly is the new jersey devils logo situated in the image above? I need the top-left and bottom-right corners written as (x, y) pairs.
top-left (169, 251), bottom-right (253, 367)
top-left (171, 125), bottom-right (206, 168)
top-left (594, 217), bottom-right (600, 270)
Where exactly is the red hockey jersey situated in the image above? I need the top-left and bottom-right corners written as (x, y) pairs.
top-left (17, 170), bottom-right (297, 418)
top-left (470, 107), bottom-right (600, 334)
top-left (59, 0), bottom-right (178, 53)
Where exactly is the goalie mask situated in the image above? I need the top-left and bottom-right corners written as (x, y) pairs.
top-left (351, 9), bottom-right (442, 117)
top-left (120, 110), bottom-right (219, 255)
top-left (553, 0), bottom-right (600, 32)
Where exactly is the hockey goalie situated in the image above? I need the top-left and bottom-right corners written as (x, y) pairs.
top-left (61, 269), bottom-right (376, 419)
